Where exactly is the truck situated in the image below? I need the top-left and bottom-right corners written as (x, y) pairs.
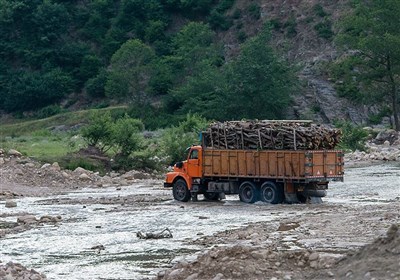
top-left (164, 120), bottom-right (344, 204)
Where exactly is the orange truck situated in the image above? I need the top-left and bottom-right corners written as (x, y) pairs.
top-left (164, 124), bottom-right (344, 204)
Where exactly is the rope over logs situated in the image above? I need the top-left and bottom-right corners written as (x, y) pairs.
top-left (202, 120), bottom-right (342, 150)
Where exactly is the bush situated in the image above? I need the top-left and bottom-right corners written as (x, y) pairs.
top-left (161, 114), bottom-right (208, 165)
top-left (314, 20), bottom-right (334, 39)
top-left (335, 121), bottom-right (368, 151)
top-left (81, 111), bottom-right (114, 152)
top-left (313, 4), bottom-right (328, 17)
top-left (35, 105), bottom-right (64, 118)
top-left (247, 3), bottom-right (261, 20)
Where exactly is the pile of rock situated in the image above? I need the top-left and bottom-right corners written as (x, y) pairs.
top-left (0, 148), bottom-right (157, 197)
top-left (0, 261), bottom-right (46, 280)
top-left (157, 245), bottom-right (335, 280)
top-left (346, 129), bottom-right (400, 162)
top-left (0, 214), bottom-right (62, 238)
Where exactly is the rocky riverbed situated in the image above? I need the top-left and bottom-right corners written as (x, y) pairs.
top-left (1, 144), bottom-right (400, 279)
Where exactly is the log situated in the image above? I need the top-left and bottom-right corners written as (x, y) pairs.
top-left (203, 120), bottom-right (342, 150)
top-left (136, 228), bottom-right (173, 239)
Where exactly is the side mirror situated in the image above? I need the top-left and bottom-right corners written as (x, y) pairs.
top-left (175, 161), bottom-right (183, 168)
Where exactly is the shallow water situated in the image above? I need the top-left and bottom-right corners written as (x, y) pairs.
top-left (1, 163), bottom-right (399, 279)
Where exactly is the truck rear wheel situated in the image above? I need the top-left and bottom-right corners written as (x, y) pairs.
top-left (260, 182), bottom-right (284, 204)
top-left (173, 179), bottom-right (191, 202)
top-left (239, 181), bottom-right (259, 203)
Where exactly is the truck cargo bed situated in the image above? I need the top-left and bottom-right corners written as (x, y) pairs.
top-left (203, 149), bottom-right (343, 182)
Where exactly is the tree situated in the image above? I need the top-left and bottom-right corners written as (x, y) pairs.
top-left (336, 0), bottom-right (400, 131)
top-left (105, 39), bottom-right (156, 106)
top-left (222, 26), bottom-right (295, 120)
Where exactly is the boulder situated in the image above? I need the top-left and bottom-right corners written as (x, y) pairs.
top-left (52, 162), bottom-right (61, 171)
top-left (17, 215), bottom-right (37, 224)
top-left (79, 173), bottom-right (91, 181)
top-left (74, 167), bottom-right (88, 174)
top-left (5, 200), bottom-right (17, 208)
top-left (8, 149), bottom-right (22, 157)
top-left (0, 158), bottom-right (4, 165)
top-left (41, 163), bottom-right (51, 169)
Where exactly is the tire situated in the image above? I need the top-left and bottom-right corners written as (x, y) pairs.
top-left (239, 181), bottom-right (259, 203)
top-left (173, 179), bottom-right (191, 202)
top-left (260, 182), bottom-right (284, 204)
top-left (204, 192), bottom-right (219, 201)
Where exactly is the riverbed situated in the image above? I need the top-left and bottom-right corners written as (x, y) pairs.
top-left (1, 163), bottom-right (399, 279)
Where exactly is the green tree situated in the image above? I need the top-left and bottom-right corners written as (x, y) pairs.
top-left (336, 0), bottom-right (400, 131)
top-left (81, 111), bottom-right (114, 152)
top-left (161, 113), bottom-right (208, 165)
top-left (222, 26), bottom-right (295, 120)
top-left (105, 39), bottom-right (156, 106)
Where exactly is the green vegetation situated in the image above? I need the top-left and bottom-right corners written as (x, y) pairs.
top-left (335, 0), bottom-right (400, 131)
top-left (335, 121), bottom-right (368, 151)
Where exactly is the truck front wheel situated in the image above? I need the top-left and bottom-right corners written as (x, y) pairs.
top-left (173, 179), bottom-right (191, 202)
top-left (239, 181), bottom-right (259, 203)
top-left (260, 182), bottom-right (284, 204)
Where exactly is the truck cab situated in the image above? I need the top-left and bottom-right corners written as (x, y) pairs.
top-left (164, 146), bottom-right (203, 200)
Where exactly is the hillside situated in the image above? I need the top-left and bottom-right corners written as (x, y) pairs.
top-left (0, 0), bottom-right (398, 129)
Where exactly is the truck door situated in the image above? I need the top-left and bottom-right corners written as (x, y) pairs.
top-left (186, 148), bottom-right (202, 178)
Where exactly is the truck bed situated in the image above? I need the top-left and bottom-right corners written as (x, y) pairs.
top-left (203, 149), bottom-right (344, 182)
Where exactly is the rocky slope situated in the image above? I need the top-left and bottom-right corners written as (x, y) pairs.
top-left (222, 0), bottom-right (377, 125)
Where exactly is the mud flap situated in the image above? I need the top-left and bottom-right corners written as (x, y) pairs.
top-left (284, 193), bottom-right (299, 204)
top-left (309, 196), bottom-right (323, 204)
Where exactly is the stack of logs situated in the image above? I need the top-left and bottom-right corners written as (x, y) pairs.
top-left (202, 120), bottom-right (342, 150)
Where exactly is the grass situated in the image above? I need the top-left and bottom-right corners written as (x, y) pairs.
top-left (0, 106), bottom-right (128, 137)
top-left (0, 106), bottom-right (127, 164)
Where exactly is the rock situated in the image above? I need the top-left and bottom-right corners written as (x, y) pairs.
top-left (0, 148), bottom-right (4, 155)
top-left (308, 252), bottom-right (320, 261)
top-left (17, 215), bottom-right (37, 224)
top-left (79, 173), bottom-right (91, 181)
top-left (61, 171), bottom-right (70, 178)
top-left (212, 273), bottom-right (224, 280)
top-left (167, 268), bottom-right (183, 279)
top-left (383, 140), bottom-right (390, 147)
top-left (0, 158), bottom-right (5, 165)
top-left (25, 162), bottom-right (36, 168)
top-left (52, 162), bottom-right (61, 171)
top-left (41, 163), bottom-right (51, 169)
top-left (185, 273), bottom-right (199, 280)
top-left (309, 260), bottom-right (318, 268)
top-left (5, 200), bottom-right (17, 208)
top-left (8, 149), bottom-right (22, 156)
top-left (74, 167), bottom-right (88, 174)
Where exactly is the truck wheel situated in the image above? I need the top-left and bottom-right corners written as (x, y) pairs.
top-left (204, 192), bottom-right (219, 201)
top-left (239, 181), bottom-right (259, 203)
top-left (173, 179), bottom-right (191, 202)
top-left (260, 182), bottom-right (284, 204)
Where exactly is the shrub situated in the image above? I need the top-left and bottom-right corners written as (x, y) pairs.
top-left (247, 3), bottom-right (261, 20)
top-left (335, 121), bottom-right (368, 151)
top-left (313, 4), bottom-right (328, 17)
top-left (161, 114), bottom-right (208, 165)
top-left (81, 111), bottom-right (114, 152)
top-left (314, 20), bottom-right (334, 39)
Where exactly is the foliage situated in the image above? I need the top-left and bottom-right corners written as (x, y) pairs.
top-left (313, 4), bottom-right (328, 17)
top-left (314, 20), bottom-right (334, 39)
top-left (335, 120), bottom-right (368, 151)
top-left (247, 3), bottom-right (261, 20)
top-left (161, 114), bottom-right (208, 165)
top-left (335, 0), bottom-right (400, 130)
top-left (221, 26), bottom-right (295, 120)
top-left (81, 111), bottom-right (114, 152)
top-left (105, 39), bottom-right (156, 104)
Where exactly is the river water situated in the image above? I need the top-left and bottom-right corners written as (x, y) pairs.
top-left (1, 163), bottom-right (399, 279)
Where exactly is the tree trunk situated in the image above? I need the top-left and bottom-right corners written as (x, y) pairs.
top-left (392, 86), bottom-right (400, 131)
